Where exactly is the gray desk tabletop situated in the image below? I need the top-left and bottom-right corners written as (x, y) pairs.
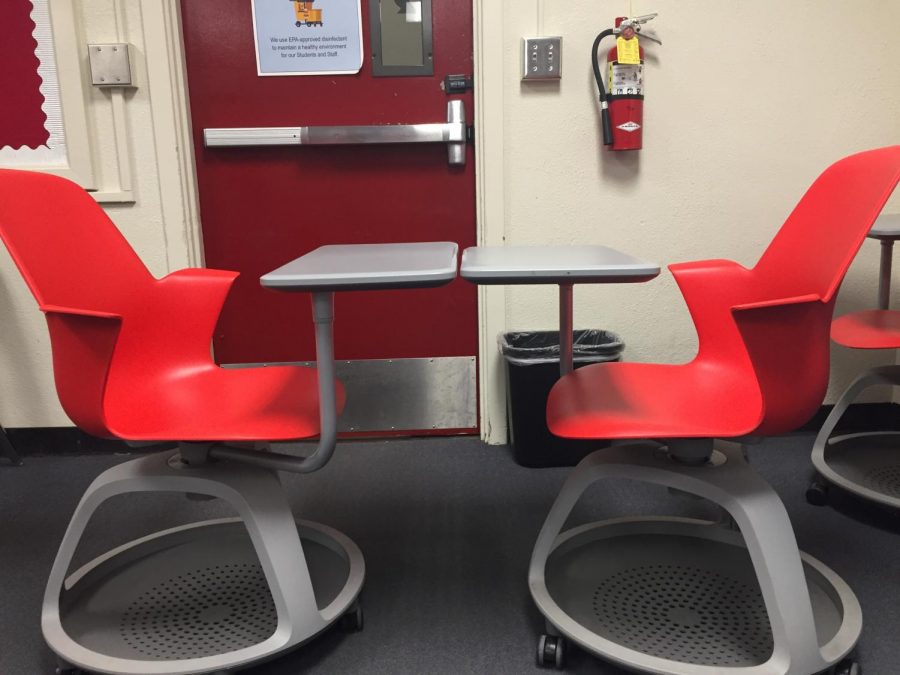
top-left (261, 242), bottom-right (459, 291)
top-left (869, 213), bottom-right (900, 240)
top-left (459, 245), bottom-right (660, 285)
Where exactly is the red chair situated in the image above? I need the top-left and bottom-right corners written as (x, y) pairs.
top-left (530, 147), bottom-right (900, 674)
top-left (810, 213), bottom-right (900, 511)
top-left (0, 169), bottom-right (363, 675)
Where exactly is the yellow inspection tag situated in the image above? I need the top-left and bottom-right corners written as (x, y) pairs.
top-left (616, 36), bottom-right (641, 64)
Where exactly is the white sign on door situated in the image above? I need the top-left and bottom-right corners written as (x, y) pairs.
top-left (251, 0), bottom-right (364, 76)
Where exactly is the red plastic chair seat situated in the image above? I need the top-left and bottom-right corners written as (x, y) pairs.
top-left (547, 361), bottom-right (761, 440)
top-left (831, 309), bottom-right (900, 349)
top-left (105, 364), bottom-right (339, 441)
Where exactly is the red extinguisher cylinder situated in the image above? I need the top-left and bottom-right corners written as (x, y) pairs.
top-left (606, 43), bottom-right (644, 151)
top-left (608, 98), bottom-right (643, 151)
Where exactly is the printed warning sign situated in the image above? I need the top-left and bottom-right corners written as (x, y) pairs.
top-left (608, 63), bottom-right (643, 96)
top-left (252, 0), bottom-right (363, 76)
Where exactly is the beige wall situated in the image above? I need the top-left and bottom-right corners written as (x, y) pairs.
top-left (0, 0), bottom-right (198, 427)
top-left (479, 0), bottom-right (900, 441)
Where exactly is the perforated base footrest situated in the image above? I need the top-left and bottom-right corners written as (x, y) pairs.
top-left (57, 518), bottom-right (360, 671)
top-left (817, 432), bottom-right (900, 509)
top-left (539, 518), bottom-right (852, 672)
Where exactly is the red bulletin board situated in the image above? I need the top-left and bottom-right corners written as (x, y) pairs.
top-left (0, 0), bottom-right (49, 150)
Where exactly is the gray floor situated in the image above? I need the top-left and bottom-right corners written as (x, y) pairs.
top-left (1, 435), bottom-right (898, 674)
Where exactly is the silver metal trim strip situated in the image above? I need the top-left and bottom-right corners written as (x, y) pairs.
top-left (223, 356), bottom-right (477, 432)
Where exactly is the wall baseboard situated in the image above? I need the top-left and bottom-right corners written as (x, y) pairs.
top-left (4, 402), bottom-right (899, 457)
top-left (4, 427), bottom-right (170, 457)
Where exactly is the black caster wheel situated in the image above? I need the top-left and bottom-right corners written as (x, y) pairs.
top-left (55, 663), bottom-right (84, 675)
top-left (295, 20), bottom-right (302, 27)
top-left (830, 659), bottom-right (861, 675)
top-left (537, 634), bottom-right (566, 669)
top-left (806, 479), bottom-right (830, 506)
top-left (339, 604), bottom-right (364, 632)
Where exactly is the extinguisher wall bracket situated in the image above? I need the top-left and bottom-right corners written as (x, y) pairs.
top-left (612, 14), bottom-right (661, 45)
top-left (614, 13), bottom-right (658, 33)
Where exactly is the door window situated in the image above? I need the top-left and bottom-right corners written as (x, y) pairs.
top-left (370, 0), bottom-right (433, 76)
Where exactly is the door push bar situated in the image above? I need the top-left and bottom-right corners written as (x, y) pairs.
top-left (204, 100), bottom-right (467, 166)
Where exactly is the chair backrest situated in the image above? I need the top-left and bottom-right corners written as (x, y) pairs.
top-left (755, 147), bottom-right (900, 301)
top-left (744, 147), bottom-right (900, 434)
top-left (0, 170), bottom-right (153, 311)
top-left (0, 170), bottom-right (155, 435)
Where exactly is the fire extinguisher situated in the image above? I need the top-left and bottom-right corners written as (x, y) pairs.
top-left (591, 13), bottom-right (660, 150)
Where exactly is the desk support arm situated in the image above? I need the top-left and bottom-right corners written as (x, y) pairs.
top-left (879, 239), bottom-right (893, 310)
top-left (559, 284), bottom-right (574, 376)
top-left (210, 292), bottom-right (339, 474)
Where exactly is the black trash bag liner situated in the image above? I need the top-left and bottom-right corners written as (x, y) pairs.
top-left (498, 329), bottom-right (623, 366)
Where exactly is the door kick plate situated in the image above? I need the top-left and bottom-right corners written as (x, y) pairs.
top-left (224, 356), bottom-right (477, 432)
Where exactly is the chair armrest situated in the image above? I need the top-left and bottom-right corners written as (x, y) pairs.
top-left (668, 259), bottom-right (753, 316)
top-left (158, 267), bottom-right (239, 303)
top-left (669, 259), bottom-right (752, 288)
top-left (155, 267), bottom-right (240, 341)
top-left (732, 293), bottom-right (823, 313)
top-left (668, 258), bottom-right (749, 274)
top-left (39, 304), bottom-right (121, 320)
top-left (668, 259), bottom-right (751, 285)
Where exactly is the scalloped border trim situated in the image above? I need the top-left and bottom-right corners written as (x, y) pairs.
top-left (0, 0), bottom-right (68, 165)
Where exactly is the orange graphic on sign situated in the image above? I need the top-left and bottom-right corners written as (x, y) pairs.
top-left (292, 1), bottom-right (323, 27)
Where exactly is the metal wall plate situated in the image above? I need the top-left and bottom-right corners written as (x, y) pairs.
top-left (522, 36), bottom-right (562, 80)
top-left (225, 356), bottom-right (476, 432)
top-left (88, 43), bottom-right (133, 87)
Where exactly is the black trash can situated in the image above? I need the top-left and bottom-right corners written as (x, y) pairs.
top-left (500, 329), bottom-right (624, 467)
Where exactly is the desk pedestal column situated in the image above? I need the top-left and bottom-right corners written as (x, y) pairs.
top-left (559, 284), bottom-right (574, 377)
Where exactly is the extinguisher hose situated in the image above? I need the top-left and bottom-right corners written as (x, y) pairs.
top-left (591, 28), bottom-right (615, 145)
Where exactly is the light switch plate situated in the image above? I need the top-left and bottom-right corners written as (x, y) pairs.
top-left (522, 36), bottom-right (562, 80)
top-left (88, 43), bottom-right (133, 87)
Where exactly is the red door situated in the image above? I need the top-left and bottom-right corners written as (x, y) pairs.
top-left (180, 0), bottom-right (477, 434)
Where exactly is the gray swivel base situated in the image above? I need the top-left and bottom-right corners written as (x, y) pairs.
top-left (530, 441), bottom-right (861, 674)
top-left (43, 450), bottom-right (365, 675)
top-left (810, 365), bottom-right (900, 510)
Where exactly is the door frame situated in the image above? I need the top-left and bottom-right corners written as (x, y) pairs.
top-left (161, 0), bottom-right (509, 443)
top-left (472, 1), bottom-right (507, 444)
top-left (144, 2), bottom-right (204, 271)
